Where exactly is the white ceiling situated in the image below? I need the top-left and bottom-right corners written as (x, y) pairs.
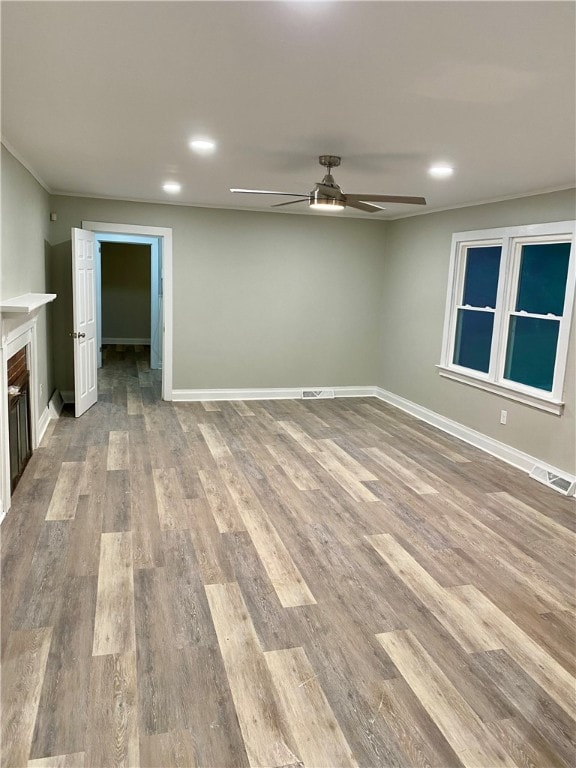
top-left (2, 1), bottom-right (575, 219)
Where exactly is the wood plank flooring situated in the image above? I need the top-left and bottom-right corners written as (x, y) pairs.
top-left (2, 345), bottom-right (575, 767)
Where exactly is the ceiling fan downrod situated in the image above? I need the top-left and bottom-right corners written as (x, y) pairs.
top-left (317, 155), bottom-right (343, 192)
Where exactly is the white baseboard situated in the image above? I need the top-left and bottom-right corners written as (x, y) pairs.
top-left (48, 389), bottom-right (64, 418)
top-left (37, 406), bottom-right (51, 445)
top-left (171, 386), bottom-right (375, 402)
top-left (374, 386), bottom-right (575, 493)
top-left (102, 338), bottom-right (150, 345)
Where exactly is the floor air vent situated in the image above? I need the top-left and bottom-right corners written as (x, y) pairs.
top-left (302, 389), bottom-right (335, 399)
top-left (529, 465), bottom-right (575, 496)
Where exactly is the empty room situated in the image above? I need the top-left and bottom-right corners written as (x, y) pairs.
top-left (1, 2), bottom-right (575, 767)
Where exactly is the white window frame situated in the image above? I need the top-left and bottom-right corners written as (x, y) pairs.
top-left (438, 220), bottom-right (576, 415)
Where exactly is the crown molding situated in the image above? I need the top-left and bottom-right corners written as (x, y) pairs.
top-left (4, 138), bottom-right (573, 222)
top-left (1, 139), bottom-right (52, 193)
top-left (387, 185), bottom-right (576, 221)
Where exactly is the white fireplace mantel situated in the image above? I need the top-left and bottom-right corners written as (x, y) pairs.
top-left (0, 292), bottom-right (56, 314)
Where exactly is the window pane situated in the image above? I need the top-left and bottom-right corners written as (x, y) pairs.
top-left (504, 315), bottom-right (560, 391)
top-left (462, 246), bottom-right (501, 308)
top-left (516, 242), bottom-right (571, 316)
top-left (453, 309), bottom-right (494, 373)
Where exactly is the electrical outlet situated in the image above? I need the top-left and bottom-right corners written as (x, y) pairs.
top-left (500, 409), bottom-right (507, 425)
top-left (39, 383), bottom-right (43, 396)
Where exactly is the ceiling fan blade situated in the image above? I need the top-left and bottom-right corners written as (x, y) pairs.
top-left (345, 200), bottom-right (384, 213)
top-left (346, 194), bottom-right (427, 205)
top-left (230, 188), bottom-right (307, 197)
top-left (271, 198), bottom-right (310, 208)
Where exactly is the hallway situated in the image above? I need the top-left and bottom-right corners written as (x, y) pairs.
top-left (1, 347), bottom-right (575, 767)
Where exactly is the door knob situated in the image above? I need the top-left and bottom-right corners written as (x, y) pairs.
top-left (69, 332), bottom-right (86, 339)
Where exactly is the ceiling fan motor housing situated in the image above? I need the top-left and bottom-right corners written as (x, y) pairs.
top-left (311, 177), bottom-right (345, 207)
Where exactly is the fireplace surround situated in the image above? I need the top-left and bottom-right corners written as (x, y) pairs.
top-left (0, 292), bottom-right (56, 518)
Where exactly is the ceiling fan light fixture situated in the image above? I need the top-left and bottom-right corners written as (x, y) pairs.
top-left (309, 190), bottom-right (346, 211)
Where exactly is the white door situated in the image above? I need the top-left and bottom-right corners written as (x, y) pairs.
top-left (72, 227), bottom-right (98, 416)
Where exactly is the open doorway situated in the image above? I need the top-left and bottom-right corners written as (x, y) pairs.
top-left (80, 221), bottom-right (173, 402)
top-left (95, 235), bottom-right (162, 372)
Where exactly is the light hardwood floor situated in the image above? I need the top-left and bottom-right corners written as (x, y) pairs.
top-left (1, 345), bottom-right (575, 767)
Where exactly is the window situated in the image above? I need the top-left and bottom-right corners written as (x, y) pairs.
top-left (439, 221), bottom-right (575, 414)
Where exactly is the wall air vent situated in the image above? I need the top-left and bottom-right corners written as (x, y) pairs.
top-left (529, 465), bottom-right (575, 496)
top-left (302, 389), bottom-right (335, 399)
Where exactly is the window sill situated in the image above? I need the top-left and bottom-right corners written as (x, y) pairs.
top-left (436, 365), bottom-right (564, 415)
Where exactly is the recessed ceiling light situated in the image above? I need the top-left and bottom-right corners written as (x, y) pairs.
top-left (163, 181), bottom-right (181, 194)
top-left (189, 138), bottom-right (216, 153)
top-left (428, 164), bottom-right (454, 179)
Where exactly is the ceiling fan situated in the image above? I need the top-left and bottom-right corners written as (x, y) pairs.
top-left (231, 155), bottom-right (426, 213)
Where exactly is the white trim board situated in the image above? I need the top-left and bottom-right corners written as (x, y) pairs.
top-left (374, 386), bottom-right (575, 493)
top-left (437, 366), bottom-right (564, 415)
top-left (172, 386), bottom-right (375, 402)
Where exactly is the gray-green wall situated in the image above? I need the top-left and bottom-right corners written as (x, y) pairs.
top-left (380, 189), bottom-right (576, 474)
top-left (48, 196), bottom-right (386, 390)
top-left (1, 145), bottom-right (53, 404)
top-left (101, 243), bottom-right (151, 341)
top-left (2, 145), bottom-right (574, 477)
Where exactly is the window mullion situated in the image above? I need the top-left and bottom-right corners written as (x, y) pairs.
top-left (489, 236), bottom-right (511, 383)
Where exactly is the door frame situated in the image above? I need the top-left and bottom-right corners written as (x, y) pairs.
top-left (82, 221), bottom-right (173, 400)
